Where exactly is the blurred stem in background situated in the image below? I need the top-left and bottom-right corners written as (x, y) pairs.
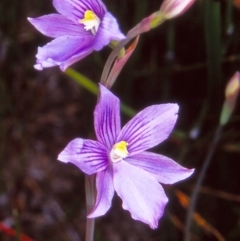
top-left (85, 175), bottom-right (96, 241)
top-left (171, 0), bottom-right (217, 166)
top-left (223, 0), bottom-right (234, 60)
top-left (0, 81), bottom-right (5, 184)
top-left (184, 1), bottom-right (223, 239)
top-left (225, 0), bottom-right (233, 36)
top-left (184, 124), bottom-right (223, 241)
top-left (184, 72), bottom-right (240, 241)
top-left (162, 20), bottom-right (175, 101)
top-left (203, 0), bottom-right (222, 111)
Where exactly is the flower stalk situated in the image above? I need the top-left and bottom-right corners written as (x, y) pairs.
top-left (184, 72), bottom-right (240, 241)
top-left (85, 175), bottom-right (96, 241)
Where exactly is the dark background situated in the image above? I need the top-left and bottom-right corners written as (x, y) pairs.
top-left (0, 0), bottom-right (240, 240)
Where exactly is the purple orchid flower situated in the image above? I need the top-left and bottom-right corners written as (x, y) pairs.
top-left (58, 84), bottom-right (194, 228)
top-left (28, 0), bottom-right (125, 71)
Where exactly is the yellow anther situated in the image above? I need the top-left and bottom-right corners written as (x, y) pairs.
top-left (110, 141), bottom-right (129, 163)
top-left (114, 141), bottom-right (129, 155)
top-left (79, 10), bottom-right (100, 34)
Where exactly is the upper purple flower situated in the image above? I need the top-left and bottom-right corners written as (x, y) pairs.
top-left (58, 84), bottom-right (194, 228)
top-left (28, 0), bottom-right (125, 71)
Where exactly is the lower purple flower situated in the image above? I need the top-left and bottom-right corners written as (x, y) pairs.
top-left (58, 84), bottom-right (194, 228)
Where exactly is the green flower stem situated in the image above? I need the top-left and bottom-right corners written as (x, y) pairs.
top-left (65, 68), bottom-right (98, 95)
top-left (120, 103), bottom-right (136, 117)
top-left (65, 68), bottom-right (135, 117)
top-left (85, 175), bottom-right (95, 241)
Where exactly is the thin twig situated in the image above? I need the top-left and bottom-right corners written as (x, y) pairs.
top-left (184, 124), bottom-right (223, 241)
top-left (85, 175), bottom-right (96, 241)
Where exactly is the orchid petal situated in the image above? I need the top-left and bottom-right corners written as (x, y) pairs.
top-left (35, 35), bottom-right (94, 71)
top-left (28, 14), bottom-right (86, 38)
top-left (58, 138), bottom-right (108, 175)
top-left (127, 151), bottom-right (194, 184)
top-left (94, 85), bottom-right (121, 149)
top-left (88, 167), bottom-right (114, 217)
top-left (117, 104), bottom-right (179, 155)
top-left (93, 12), bottom-right (125, 51)
top-left (53, 0), bottom-right (106, 24)
top-left (113, 161), bottom-right (168, 228)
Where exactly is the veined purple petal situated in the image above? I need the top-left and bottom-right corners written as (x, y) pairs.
top-left (88, 167), bottom-right (114, 218)
top-left (53, 0), bottom-right (107, 24)
top-left (28, 14), bottom-right (86, 38)
top-left (58, 138), bottom-right (108, 175)
top-left (59, 47), bottom-right (92, 71)
top-left (94, 85), bottom-right (121, 149)
top-left (35, 35), bottom-right (94, 71)
top-left (93, 12), bottom-right (125, 51)
top-left (29, 1), bottom-right (124, 70)
top-left (117, 104), bottom-right (179, 156)
top-left (113, 160), bottom-right (168, 228)
top-left (126, 151), bottom-right (194, 184)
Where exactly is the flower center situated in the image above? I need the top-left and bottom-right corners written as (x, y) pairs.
top-left (110, 141), bottom-right (129, 163)
top-left (79, 10), bottom-right (100, 35)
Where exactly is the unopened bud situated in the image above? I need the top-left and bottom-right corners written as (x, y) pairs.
top-left (160, 0), bottom-right (196, 19)
top-left (225, 72), bottom-right (240, 99)
top-left (220, 72), bottom-right (240, 125)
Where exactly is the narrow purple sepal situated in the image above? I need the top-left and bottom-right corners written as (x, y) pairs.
top-left (117, 104), bottom-right (179, 156)
top-left (94, 84), bottom-right (121, 149)
top-left (127, 151), bottom-right (194, 184)
top-left (113, 161), bottom-right (168, 229)
top-left (58, 138), bottom-right (108, 175)
top-left (88, 167), bottom-right (114, 217)
top-left (28, 14), bottom-right (86, 38)
top-left (53, 0), bottom-right (107, 23)
top-left (34, 35), bottom-right (94, 71)
top-left (93, 12), bottom-right (126, 51)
